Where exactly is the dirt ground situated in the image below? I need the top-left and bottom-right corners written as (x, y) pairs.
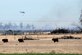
top-left (0, 34), bottom-right (82, 54)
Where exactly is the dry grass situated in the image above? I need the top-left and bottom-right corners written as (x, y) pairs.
top-left (0, 34), bottom-right (81, 54)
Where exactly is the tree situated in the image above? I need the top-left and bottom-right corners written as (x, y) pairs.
top-left (73, 9), bottom-right (82, 32)
top-left (31, 25), bottom-right (35, 30)
top-left (0, 23), bottom-right (3, 30)
top-left (50, 28), bottom-right (69, 34)
top-left (26, 24), bottom-right (31, 29)
top-left (79, 10), bottom-right (82, 25)
top-left (20, 23), bottom-right (23, 30)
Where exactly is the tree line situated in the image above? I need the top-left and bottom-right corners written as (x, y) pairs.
top-left (0, 23), bottom-right (35, 30)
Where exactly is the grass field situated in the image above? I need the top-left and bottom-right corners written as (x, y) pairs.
top-left (0, 53), bottom-right (81, 55)
top-left (0, 34), bottom-right (82, 54)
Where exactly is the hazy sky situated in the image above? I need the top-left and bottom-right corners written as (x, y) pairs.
top-left (0, 0), bottom-right (82, 27)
